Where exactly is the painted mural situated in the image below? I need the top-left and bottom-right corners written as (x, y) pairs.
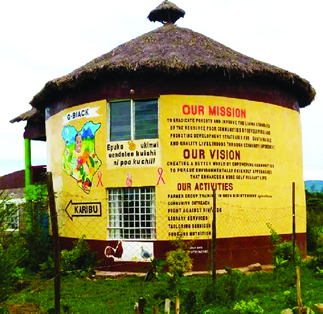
top-left (103, 241), bottom-right (154, 262)
top-left (47, 96), bottom-right (305, 255)
top-left (62, 121), bottom-right (102, 194)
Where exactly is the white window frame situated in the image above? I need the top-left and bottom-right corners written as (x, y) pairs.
top-left (0, 198), bottom-right (25, 231)
top-left (107, 187), bottom-right (156, 240)
top-left (108, 99), bottom-right (159, 142)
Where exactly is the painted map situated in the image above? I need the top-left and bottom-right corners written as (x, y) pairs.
top-left (62, 121), bottom-right (102, 194)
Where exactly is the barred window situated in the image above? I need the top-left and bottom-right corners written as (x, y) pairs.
top-left (109, 99), bottom-right (158, 141)
top-left (107, 187), bottom-right (156, 239)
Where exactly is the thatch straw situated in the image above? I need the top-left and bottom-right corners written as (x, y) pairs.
top-left (10, 107), bottom-right (39, 123)
top-left (30, 24), bottom-right (315, 108)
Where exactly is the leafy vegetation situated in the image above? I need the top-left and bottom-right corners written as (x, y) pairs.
top-left (0, 241), bottom-right (28, 302)
top-left (22, 184), bottom-right (51, 272)
top-left (233, 299), bottom-right (264, 314)
top-left (306, 191), bottom-right (323, 255)
top-left (0, 185), bottom-right (50, 304)
top-left (60, 235), bottom-right (98, 277)
top-left (2, 264), bottom-right (323, 314)
top-left (1, 190), bottom-right (323, 313)
top-left (166, 236), bottom-right (193, 278)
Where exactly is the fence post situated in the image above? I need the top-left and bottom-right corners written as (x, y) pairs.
top-left (165, 299), bottom-right (171, 314)
top-left (296, 267), bottom-right (303, 313)
top-left (47, 172), bottom-right (60, 314)
top-left (212, 189), bottom-right (217, 290)
top-left (134, 298), bottom-right (146, 314)
top-left (292, 182), bottom-right (296, 262)
top-left (175, 295), bottom-right (180, 314)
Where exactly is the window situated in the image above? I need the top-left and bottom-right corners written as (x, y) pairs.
top-left (109, 99), bottom-right (158, 141)
top-left (0, 199), bottom-right (24, 231)
top-left (108, 187), bottom-right (156, 239)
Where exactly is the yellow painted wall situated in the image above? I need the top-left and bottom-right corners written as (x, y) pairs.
top-left (157, 95), bottom-right (305, 240)
top-left (46, 100), bottom-right (108, 240)
top-left (46, 95), bottom-right (306, 241)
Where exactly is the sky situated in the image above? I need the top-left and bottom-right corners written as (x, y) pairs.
top-left (0, 0), bottom-right (322, 180)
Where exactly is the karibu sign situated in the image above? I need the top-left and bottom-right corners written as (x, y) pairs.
top-left (65, 200), bottom-right (102, 220)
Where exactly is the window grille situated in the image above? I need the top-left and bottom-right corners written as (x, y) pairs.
top-left (107, 187), bottom-right (156, 239)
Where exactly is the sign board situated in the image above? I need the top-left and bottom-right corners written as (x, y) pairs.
top-left (65, 200), bottom-right (102, 220)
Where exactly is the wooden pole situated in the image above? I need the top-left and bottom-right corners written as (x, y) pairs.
top-left (296, 267), bottom-right (303, 313)
top-left (292, 182), bottom-right (296, 262)
top-left (212, 189), bottom-right (217, 289)
top-left (165, 299), bottom-right (171, 314)
top-left (175, 295), bottom-right (180, 314)
top-left (138, 298), bottom-right (146, 314)
top-left (47, 172), bottom-right (60, 314)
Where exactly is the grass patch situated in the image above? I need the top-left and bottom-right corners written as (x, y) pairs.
top-left (3, 266), bottom-right (323, 314)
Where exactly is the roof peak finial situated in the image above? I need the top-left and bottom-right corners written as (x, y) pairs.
top-left (148, 0), bottom-right (185, 25)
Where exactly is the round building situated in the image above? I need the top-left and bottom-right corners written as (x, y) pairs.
top-left (29, 1), bottom-right (315, 270)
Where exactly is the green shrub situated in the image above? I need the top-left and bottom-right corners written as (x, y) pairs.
top-left (0, 241), bottom-right (28, 302)
top-left (306, 191), bottom-right (323, 253)
top-left (151, 235), bottom-right (194, 306)
top-left (268, 224), bottom-right (301, 270)
top-left (61, 236), bottom-right (97, 277)
top-left (39, 256), bottom-right (55, 279)
top-left (308, 234), bottom-right (323, 269)
top-left (201, 269), bottom-right (244, 307)
top-left (144, 258), bottom-right (168, 282)
top-left (0, 192), bottom-right (29, 302)
top-left (267, 223), bottom-right (281, 246)
top-left (272, 290), bottom-right (297, 309)
top-left (270, 238), bottom-right (300, 285)
top-left (165, 234), bottom-right (193, 278)
top-left (166, 248), bottom-right (192, 278)
top-left (307, 224), bottom-right (323, 254)
top-left (233, 299), bottom-right (264, 314)
top-left (21, 184), bottom-right (51, 272)
top-left (181, 289), bottom-right (200, 314)
top-left (273, 241), bottom-right (301, 266)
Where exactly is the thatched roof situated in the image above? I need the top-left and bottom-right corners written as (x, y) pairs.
top-left (10, 107), bottom-right (46, 140)
top-left (148, 0), bottom-right (185, 24)
top-left (30, 23), bottom-right (315, 108)
top-left (10, 107), bottom-right (39, 123)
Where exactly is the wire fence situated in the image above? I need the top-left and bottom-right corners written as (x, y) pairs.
top-left (47, 177), bottom-right (306, 313)
top-left (0, 176), bottom-right (307, 313)
top-left (51, 182), bottom-right (306, 272)
top-left (0, 181), bottom-right (306, 271)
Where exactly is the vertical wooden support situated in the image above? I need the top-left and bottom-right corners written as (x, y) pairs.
top-left (138, 298), bottom-right (146, 313)
top-left (296, 267), bottom-right (303, 313)
top-left (152, 305), bottom-right (159, 313)
top-left (47, 172), bottom-right (60, 314)
top-left (134, 298), bottom-right (146, 314)
top-left (165, 299), bottom-right (171, 314)
top-left (175, 295), bottom-right (180, 314)
top-left (292, 182), bottom-right (296, 262)
top-left (212, 189), bottom-right (217, 290)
